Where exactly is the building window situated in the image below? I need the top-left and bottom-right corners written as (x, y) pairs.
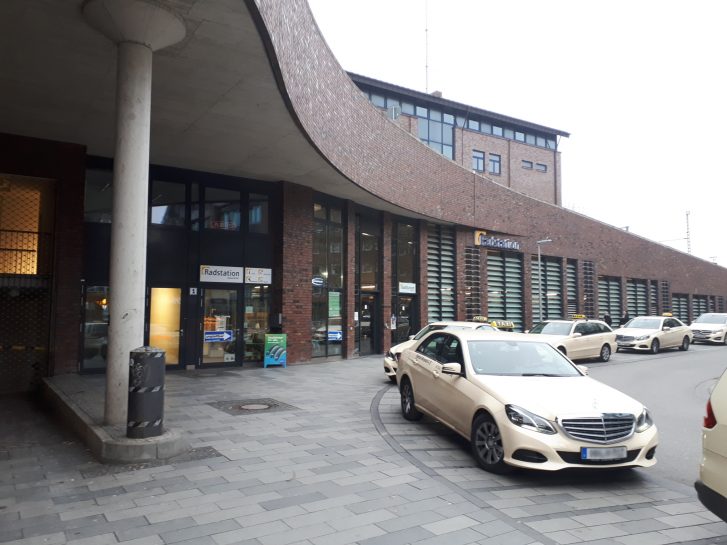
top-left (522, 160), bottom-right (533, 170)
top-left (85, 169), bottom-right (113, 223)
top-left (488, 154), bottom-right (501, 175)
top-left (248, 193), bottom-right (269, 234)
top-left (150, 180), bottom-right (186, 227)
top-left (535, 163), bottom-right (548, 172)
top-left (204, 187), bottom-right (240, 231)
top-left (492, 126), bottom-right (503, 137)
top-left (418, 109), bottom-right (454, 160)
top-left (472, 150), bottom-right (485, 172)
top-left (371, 94), bottom-right (385, 108)
top-left (515, 131), bottom-right (525, 142)
top-left (467, 119), bottom-right (480, 131)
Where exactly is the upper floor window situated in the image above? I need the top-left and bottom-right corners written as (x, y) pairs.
top-left (150, 180), bottom-right (186, 227)
top-left (418, 110), bottom-right (454, 160)
top-left (522, 160), bottom-right (533, 170)
top-left (535, 163), bottom-right (548, 172)
top-left (489, 154), bottom-right (501, 176)
top-left (205, 187), bottom-right (240, 231)
top-left (248, 193), bottom-right (269, 234)
top-left (472, 150), bottom-right (485, 172)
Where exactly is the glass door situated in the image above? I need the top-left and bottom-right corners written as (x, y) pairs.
top-left (148, 287), bottom-right (183, 367)
top-left (201, 287), bottom-right (240, 366)
top-left (358, 294), bottom-right (377, 355)
top-left (393, 295), bottom-right (414, 344)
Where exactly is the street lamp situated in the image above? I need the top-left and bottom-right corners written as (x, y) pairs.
top-left (536, 238), bottom-right (552, 322)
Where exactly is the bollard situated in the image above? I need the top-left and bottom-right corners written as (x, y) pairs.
top-left (127, 346), bottom-right (165, 438)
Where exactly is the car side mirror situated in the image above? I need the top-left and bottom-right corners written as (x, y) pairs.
top-left (663, 326), bottom-right (670, 332)
top-left (577, 364), bottom-right (589, 375)
top-left (572, 332), bottom-right (582, 338)
top-left (441, 362), bottom-right (462, 376)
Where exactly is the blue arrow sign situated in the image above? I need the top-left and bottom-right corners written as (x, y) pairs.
top-left (204, 330), bottom-right (233, 343)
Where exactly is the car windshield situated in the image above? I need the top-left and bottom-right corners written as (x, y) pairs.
top-left (624, 318), bottom-right (661, 329)
top-left (694, 313), bottom-right (727, 325)
top-left (467, 340), bottom-right (581, 377)
top-left (413, 324), bottom-right (470, 340)
top-left (528, 322), bottom-right (572, 335)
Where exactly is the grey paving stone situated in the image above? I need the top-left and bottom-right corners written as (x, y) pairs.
top-left (160, 519), bottom-right (241, 543)
top-left (566, 524), bottom-right (628, 541)
top-left (656, 513), bottom-right (716, 527)
top-left (526, 518), bottom-right (583, 534)
top-left (358, 526), bottom-right (435, 545)
top-left (472, 519), bottom-right (518, 537)
top-left (659, 525), bottom-right (721, 542)
top-left (615, 518), bottom-right (672, 533)
top-left (66, 533), bottom-right (119, 544)
top-left (476, 529), bottom-right (539, 545)
top-left (212, 520), bottom-right (292, 545)
top-left (114, 516), bottom-right (197, 542)
top-left (377, 511), bottom-right (446, 532)
top-left (542, 530), bottom-right (582, 545)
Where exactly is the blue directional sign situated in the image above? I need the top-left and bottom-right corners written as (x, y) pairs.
top-left (204, 330), bottom-right (233, 343)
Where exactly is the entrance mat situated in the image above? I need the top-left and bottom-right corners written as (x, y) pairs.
top-left (207, 398), bottom-right (298, 416)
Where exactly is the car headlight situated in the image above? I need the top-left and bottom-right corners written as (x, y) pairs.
top-left (635, 408), bottom-right (653, 432)
top-left (505, 405), bottom-right (556, 435)
top-left (635, 335), bottom-right (651, 341)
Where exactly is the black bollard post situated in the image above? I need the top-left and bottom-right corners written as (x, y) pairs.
top-left (127, 346), bottom-right (165, 438)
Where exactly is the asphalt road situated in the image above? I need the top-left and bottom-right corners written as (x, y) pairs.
top-left (585, 341), bottom-right (727, 486)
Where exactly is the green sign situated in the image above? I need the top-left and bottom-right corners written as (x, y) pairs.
top-left (263, 333), bottom-right (287, 367)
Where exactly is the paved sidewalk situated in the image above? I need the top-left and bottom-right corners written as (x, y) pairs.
top-left (2, 356), bottom-right (727, 545)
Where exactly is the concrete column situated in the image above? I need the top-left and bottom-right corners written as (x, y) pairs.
top-left (105, 41), bottom-right (152, 426)
top-left (83, 0), bottom-right (185, 426)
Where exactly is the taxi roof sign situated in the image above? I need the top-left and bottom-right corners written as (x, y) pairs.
top-left (570, 314), bottom-right (587, 320)
top-left (491, 319), bottom-right (516, 329)
top-left (471, 315), bottom-right (489, 322)
top-left (662, 312), bottom-right (673, 317)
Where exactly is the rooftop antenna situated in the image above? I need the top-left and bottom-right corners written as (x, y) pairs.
top-left (686, 210), bottom-right (691, 254)
top-left (424, 0), bottom-right (429, 93)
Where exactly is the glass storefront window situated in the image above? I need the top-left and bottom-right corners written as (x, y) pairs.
top-left (313, 223), bottom-right (326, 282)
top-left (244, 284), bottom-right (270, 362)
top-left (328, 226), bottom-right (343, 289)
top-left (204, 187), bottom-right (240, 231)
top-left (396, 223), bottom-right (416, 285)
top-left (150, 181), bottom-right (186, 226)
top-left (82, 286), bottom-right (109, 371)
top-left (312, 289), bottom-right (327, 357)
top-left (360, 233), bottom-right (379, 291)
top-left (248, 194), bottom-right (269, 234)
top-left (149, 287), bottom-right (181, 365)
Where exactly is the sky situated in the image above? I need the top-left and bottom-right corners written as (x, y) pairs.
top-left (307, 0), bottom-right (727, 266)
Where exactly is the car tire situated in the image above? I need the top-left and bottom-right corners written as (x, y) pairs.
top-left (599, 344), bottom-right (611, 362)
top-left (471, 413), bottom-right (510, 474)
top-left (679, 336), bottom-right (690, 351)
top-left (650, 339), bottom-right (660, 354)
top-left (400, 378), bottom-right (422, 421)
top-left (388, 375), bottom-right (397, 384)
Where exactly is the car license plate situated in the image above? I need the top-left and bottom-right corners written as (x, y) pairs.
top-left (581, 446), bottom-right (627, 461)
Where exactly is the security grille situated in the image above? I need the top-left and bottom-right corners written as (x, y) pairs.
top-left (0, 175), bottom-right (54, 394)
top-left (598, 276), bottom-right (621, 321)
top-left (626, 279), bottom-right (648, 317)
top-left (487, 251), bottom-right (523, 331)
top-left (464, 246), bottom-right (481, 320)
top-left (583, 261), bottom-right (595, 318)
top-left (566, 260), bottom-right (578, 317)
top-left (560, 414), bottom-right (635, 444)
top-left (672, 294), bottom-right (689, 322)
top-left (661, 281), bottom-right (671, 313)
top-left (649, 282), bottom-right (658, 315)
top-left (692, 295), bottom-right (708, 319)
top-left (531, 256), bottom-right (562, 322)
top-left (427, 224), bottom-right (455, 322)
top-left (719, 296), bottom-right (725, 313)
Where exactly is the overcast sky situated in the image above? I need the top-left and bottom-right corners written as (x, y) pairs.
top-left (307, 0), bottom-right (727, 266)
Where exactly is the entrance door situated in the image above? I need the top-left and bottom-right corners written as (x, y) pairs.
top-left (148, 287), bottom-right (184, 368)
top-left (358, 294), bottom-right (377, 355)
top-left (394, 295), bottom-right (415, 344)
top-left (201, 287), bottom-right (241, 366)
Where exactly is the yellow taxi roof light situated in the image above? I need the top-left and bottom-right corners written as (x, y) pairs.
top-left (662, 312), bottom-right (673, 317)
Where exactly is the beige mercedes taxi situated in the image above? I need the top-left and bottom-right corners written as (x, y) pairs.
top-left (613, 314), bottom-right (692, 354)
top-left (696, 367), bottom-right (727, 522)
top-left (690, 313), bottom-right (727, 345)
top-left (383, 319), bottom-right (498, 383)
top-left (397, 330), bottom-right (658, 473)
top-left (527, 316), bottom-right (616, 362)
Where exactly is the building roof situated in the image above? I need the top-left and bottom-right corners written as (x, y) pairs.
top-left (348, 72), bottom-right (570, 139)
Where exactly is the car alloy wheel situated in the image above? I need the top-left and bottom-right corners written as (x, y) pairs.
top-left (400, 379), bottom-right (422, 421)
top-left (650, 338), bottom-right (660, 354)
top-left (599, 344), bottom-right (611, 362)
top-left (679, 336), bottom-right (690, 351)
top-left (471, 413), bottom-right (510, 473)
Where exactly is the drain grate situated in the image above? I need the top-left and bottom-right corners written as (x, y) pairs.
top-left (207, 398), bottom-right (297, 416)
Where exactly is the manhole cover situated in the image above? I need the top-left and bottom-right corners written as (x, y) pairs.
top-left (207, 398), bottom-right (297, 416)
top-left (239, 403), bottom-right (270, 410)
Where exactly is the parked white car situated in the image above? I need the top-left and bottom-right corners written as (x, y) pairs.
top-left (614, 315), bottom-right (692, 354)
top-left (696, 367), bottom-right (727, 522)
top-left (690, 313), bottom-right (727, 345)
top-left (527, 317), bottom-right (616, 362)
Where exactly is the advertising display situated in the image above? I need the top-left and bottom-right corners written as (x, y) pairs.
top-left (263, 333), bottom-right (287, 367)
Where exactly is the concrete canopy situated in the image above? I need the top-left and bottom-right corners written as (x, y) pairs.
top-left (0, 0), bottom-right (433, 219)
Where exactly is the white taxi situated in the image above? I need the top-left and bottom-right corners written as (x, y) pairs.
top-left (696, 367), bottom-right (727, 522)
top-left (614, 314), bottom-right (692, 354)
top-left (397, 330), bottom-right (658, 473)
top-left (527, 316), bottom-right (616, 362)
top-left (690, 313), bottom-right (727, 345)
top-left (384, 319), bottom-right (500, 383)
